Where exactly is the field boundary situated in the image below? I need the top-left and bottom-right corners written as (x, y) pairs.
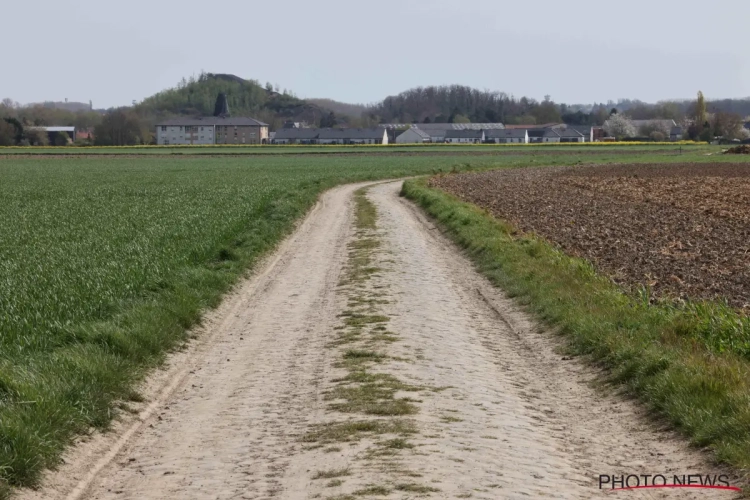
top-left (401, 177), bottom-right (750, 481)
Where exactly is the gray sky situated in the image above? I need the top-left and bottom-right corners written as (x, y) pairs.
top-left (4, 0), bottom-right (749, 108)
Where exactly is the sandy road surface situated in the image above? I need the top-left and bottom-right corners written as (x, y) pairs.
top-left (22, 181), bottom-right (737, 500)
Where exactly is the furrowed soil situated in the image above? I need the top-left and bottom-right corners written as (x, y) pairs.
top-left (20, 181), bottom-right (737, 499)
top-left (431, 163), bottom-right (750, 310)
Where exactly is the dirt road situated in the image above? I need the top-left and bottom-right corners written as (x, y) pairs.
top-left (23, 181), bottom-right (737, 499)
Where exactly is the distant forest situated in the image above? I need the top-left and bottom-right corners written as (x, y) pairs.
top-left (2, 74), bottom-right (749, 146)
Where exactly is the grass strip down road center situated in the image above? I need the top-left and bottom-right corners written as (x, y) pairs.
top-left (401, 177), bottom-right (750, 474)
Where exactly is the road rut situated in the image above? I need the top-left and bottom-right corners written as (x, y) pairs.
top-left (21, 181), bottom-right (736, 499)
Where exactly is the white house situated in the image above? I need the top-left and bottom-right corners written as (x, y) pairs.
top-left (445, 129), bottom-right (485, 143)
top-left (395, 127), bottom-right (431, 144)
top-left (484, 129), bottom-right (528, 143)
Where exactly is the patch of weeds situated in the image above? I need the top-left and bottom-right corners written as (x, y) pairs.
top-left (354, 485), bottom-right (391, 496)
top-left (344, 315), bottom-right (390, 328)
top-left (343, 349), bottom-right (387, 361)
top-left (440, 415), bottom-right (463, 423)
top-left (395, 483), bottom-right (440, 493)
top-left (327, 479), bottom-right (344, 488)
top-left (324, 446), bottom-right (342, 453)
top-left (302, 420), bottom-right (417, 444)
top-left (326, 372), bottom-right (422, 416)
top-left (382, 438), bottom-right (414, 450)
top-left (313, 468), bottom-right (351, 480)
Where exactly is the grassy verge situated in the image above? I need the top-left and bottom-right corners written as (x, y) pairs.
top-left (402, 177), bottom-right (750, 473)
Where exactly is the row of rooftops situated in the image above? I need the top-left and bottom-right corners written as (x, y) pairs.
top-left (274, 127), bottom-right (386, 140)
top-left (441, 128), bottom-right (586, 139)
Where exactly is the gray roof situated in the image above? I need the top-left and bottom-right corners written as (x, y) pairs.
top-left (528, 128), bottom-right (560, 138)
top-left (484, 129), bottom-right (527, 138)
top-left (565, 125), bottom-right (592, 134)
top-left (401, 127), bottom-right (430, 139)
top-left (445, 129), bottom-right (484, 139)
top-left (27, 126), bottom-right (76, 132)
top-left (274, 128), bottom-right (320, 140)
top-left (156, 116), bottom-right (268, 127)
top-left (556, 128), bottom-right (585, 138)
top-left (317, 128), bottom-right (385, 140)
top-left (382, 123), bottom-right (504, 131)
top-left (631, 119), bottom-right (677, 129)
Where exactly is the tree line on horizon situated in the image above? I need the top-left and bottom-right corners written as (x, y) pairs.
top-left (1, 76), bottom-right (749, 146)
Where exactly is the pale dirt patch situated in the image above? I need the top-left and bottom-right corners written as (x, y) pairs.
top-left (17, 181), bottom-right (738, 500)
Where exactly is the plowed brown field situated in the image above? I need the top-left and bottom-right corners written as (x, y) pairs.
top-left (430, 163), bottom-right (750, 310)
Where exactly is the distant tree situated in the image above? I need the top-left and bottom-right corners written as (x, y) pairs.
top-left (423, 116), bottom-right (432, 123)
top-left (637, 121), bottom-right (671, 138)
top-left (320, 111), bottom-right (338, 128)
top-left (25, 128), bottom-right (50, 146)
top-left (94, 109), bottom-right (142, 146)
top-left (531, 99), bottom-right (561, 124)
top-left (562, 110), bottom-right (592, 125)
top-left (649, 131), bottom-right (666, 142)
top-left (53, 131), bottom-right (70, 146)
top-left (711, 111), bottom-right (744, 140)
top-left (265, 82), bottom-right (273, 92)
top-left (694, 91), bottom-right (707, 127)
top-left (610, 108), bottom-right (618, 115)
top-left (603, 114), bottom-right (636, 138)
top-left (452, 114), bottom-right (471, 124)
top-left (3, 117), bottom-right (23, 143)
top-left (0, 119), bottom-right (15, 145)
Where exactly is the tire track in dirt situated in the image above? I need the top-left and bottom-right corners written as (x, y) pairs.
top-left (18, 180), bottom-right (738, 499)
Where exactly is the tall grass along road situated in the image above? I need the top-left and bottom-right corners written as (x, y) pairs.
top-left (21, 181), bottom-right (735, 499)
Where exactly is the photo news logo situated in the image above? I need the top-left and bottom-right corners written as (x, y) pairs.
top-left (599, 473), bottom-right (740, 492)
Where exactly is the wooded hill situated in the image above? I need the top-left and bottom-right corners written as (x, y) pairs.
top-left (136, 73), bottom-right (329, 129)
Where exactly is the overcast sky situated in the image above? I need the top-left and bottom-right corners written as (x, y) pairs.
top-left (3, 0), bottom-right (748, 108)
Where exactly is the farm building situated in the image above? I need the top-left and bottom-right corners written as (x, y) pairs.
top-left (445, 129), bottom-right (485, 144)
top-left (557, 128), bottom-right (586, 143)
top-left (527, 129), bottom-right (562, 143)
top-left (381, 123), bottom-right (504, 143)
top-left (26, 126), bottom-right (76, 144)
top-left (317, 128), bottom-right (389, 145)
top-left (395, 127), bottom-right (431, 144)
top-left (156, 117), bottom-right (269, 145)
top-left (670, 127), bottom-right (683, 141)
top-left (564, 125), bottom-right (593, 142)
top-left (273, 128), bottom-right (321, 144)
top-left (484, 129), bottom-right (528, 143)
top-left (504, 123), bottom-right (564, 131)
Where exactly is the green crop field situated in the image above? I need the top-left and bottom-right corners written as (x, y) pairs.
top-left (0, 144), bottom-right (741, 496)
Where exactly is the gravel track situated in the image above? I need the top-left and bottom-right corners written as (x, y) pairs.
top-left (18, 180), bottom-right (736, 499)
